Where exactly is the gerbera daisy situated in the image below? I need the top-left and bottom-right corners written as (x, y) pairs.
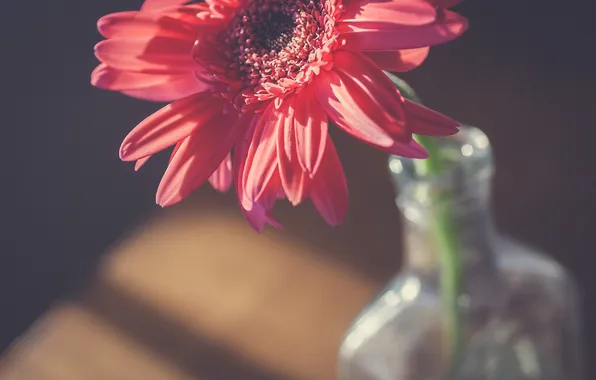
top-left (92, 0), bottom-right (467, 231)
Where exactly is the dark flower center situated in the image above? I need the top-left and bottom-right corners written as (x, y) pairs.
top-left (222, 0), bottom-right (325, 85)
top-left (248, 11), bottom-right (296, 52)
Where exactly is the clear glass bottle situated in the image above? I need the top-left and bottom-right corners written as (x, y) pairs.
top-left (338, 126), bottom-right (582, 380)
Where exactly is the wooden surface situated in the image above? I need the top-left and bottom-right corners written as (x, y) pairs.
top-left (0, 207), bottom-right (383, 380)
top-left (0, 305), bottom-right (195, 380)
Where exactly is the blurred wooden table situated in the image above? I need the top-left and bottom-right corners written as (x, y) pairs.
top-left (0, 205), bottom-right (384, 380)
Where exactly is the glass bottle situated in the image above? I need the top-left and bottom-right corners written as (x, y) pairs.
top-left (338, 126), bottom-right (582, 380)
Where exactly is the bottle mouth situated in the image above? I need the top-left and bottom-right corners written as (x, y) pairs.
top-left (389, 126), bottom-right (494, 212)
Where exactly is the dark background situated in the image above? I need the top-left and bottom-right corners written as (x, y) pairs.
top-left (3, 0), bottom-right (595, 377)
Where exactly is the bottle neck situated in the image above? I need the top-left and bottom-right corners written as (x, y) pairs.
top-left (389, 126), bottom-right (499, 279)
top-left (400, 198), bottom-right (498, 275)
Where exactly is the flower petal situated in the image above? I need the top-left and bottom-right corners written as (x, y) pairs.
top-left (94, 36), bottom-right (197, 73)
top-left (120, 93), bottom-right (222, 161)
top-left (169, 141), bottom-right (183, 163)
top-left (276, 96), bottom-right (309, 206)
top-left (242, 102), bottom-right (282, 205)
top-left (241, 181), bottom-right (283, 232)
top-left (340, 0), bottom-right (436, 26)
top-left (293, 85), bottom-right (328, 177)
top-left (205, 0), bottom-right (241, 8)
top-left (310, 137), bottom-right (348, 226)
top-left (141, 0), bottom-right (192, 12)
top-left (334, 51), bottom-right (450, 145)
top-left (233, 115), bottom-right (260, 211)
top-left (208, 153), bottom-right (233, 192)
top-left (121, 78), bottom-right (207, 102)
top-left (403, 99), bottom-right (460, 136)
top-left (315, 51), bottom-right (428, 158)
top-left (91, 64), bottom-right (208, 102)
top-left (156, 110), bottom-right (242, 206)
top-left (313, 70), bottom-right (394, 148)
top-left (92, 63), bottom-right (174, 89)
top-left (333, 50), bottom-right (418, 140)
top-left (233, 115), bottom-right (282, 232)
top-left (363, 47), bottom-right (430, 72)
top-left (339, 10), bottom-right (468, 51)
top-left (135, 156), bottom-right (151, 171)
top-left (97, 8), bottom-right (202, 40)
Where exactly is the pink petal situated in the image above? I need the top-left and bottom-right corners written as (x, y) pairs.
top-left (208, 153), bottom-right (233, 192)
top-left (310, 137), bottom-right (348, 226)
top-left (313, 70), bottom-right (394, 148)
top-left (205, 0), bottom-right (240, 8)
top-left (242, 102), bottom-right (283, 205)
top-left (333, 50), bottom-right (412, 140)
top-left (334, 50), bottom-right (404, 93)
top-left (333, 50), bottom-right (408, 123)
top-left (97, 8), bottom-right (202, 40)
top-left (241, 184), bottom-right (283, 232)
top-left (91, 64), bottom-right (208, 102)
top-left (276, 96), bottom-right (309, 206)
top-left (120, 92), bottom-right (222, 161)
top-left (340, 0), bottom-right (436, 26)
top-left (241, 203), bottom-right (282, 232)
top-left (233, 115), bottom-right (282, 232)
top-left (246, 170), bottom-right (284, 231)
top-left (293, 85), bottom-right (328, 177)
top-left (169, 141), bottom-right (183, 164)
top-left (94, 37), bottom-right (197, 73)
top-left (314, 51), bottom-right (428, 158)
top-left (363, 47), bottom-right (430, 72)
top-left (121, 79), bottom-right (207, 102)
top-left (339, 10), bottom-right (468, 51)
top-left (141, 0), bottom-right (191, 12)
top-left (92, 63), bottom-right (174, 89)
top-left (333, 51), bottom-right (434, 153)
top-left (135, 156), bottom-right (151, 171)
top-left (133, 140), bottom-right (185, 170)
top-left (189, 1), bottom-right (239, 22)
top-left (233, 115), bottom-right (260, 211)
top-left (387, 138), bottom-right (428, 158)
top-left (205, 0), bottom-right (242, 17)
top-left (403, 99), bottom-right (460, 136)
top-left (156, 110), bottom-right (242, 206)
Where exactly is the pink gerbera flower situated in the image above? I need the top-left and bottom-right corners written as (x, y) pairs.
top-left (92, 0), bottom-right (467, 231)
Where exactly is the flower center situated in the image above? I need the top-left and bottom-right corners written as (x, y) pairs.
top-left (247, 11), bottom-right (295, 52)
top-left (224, 0), bottom-right (325, 85)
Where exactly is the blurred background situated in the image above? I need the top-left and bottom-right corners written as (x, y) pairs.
top-left (2, 0), bottom-right (595, 379)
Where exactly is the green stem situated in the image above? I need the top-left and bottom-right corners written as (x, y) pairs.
top-left (414, 135), bottom-right (463, 377)
top-left (385, 72), bottom-right (463, 375)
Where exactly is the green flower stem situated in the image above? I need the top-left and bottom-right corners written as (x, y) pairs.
top-left (414, 135), bottom-right (462, 376)
top-left (385, 72), bottom-right (462, 375)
